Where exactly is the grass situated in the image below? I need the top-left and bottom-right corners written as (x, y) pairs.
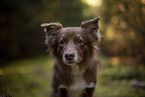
top-left (95, 56), bottom-right (145, 97)
top-left (0, 55), bottom-right (145, 97)
top-left (0, 55), bottom-right (54, 97)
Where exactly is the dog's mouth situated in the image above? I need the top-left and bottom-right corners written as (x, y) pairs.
top-left (63, 60), bottom-right (79, 65)
top-left (65, 61), bottom-right (74, 64)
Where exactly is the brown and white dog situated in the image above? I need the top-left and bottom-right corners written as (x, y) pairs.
top-left (41, 17), bottom-right (101, 97)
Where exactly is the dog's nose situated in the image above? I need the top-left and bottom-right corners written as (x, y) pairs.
top-left (65, 52), bottom-right (74, 61)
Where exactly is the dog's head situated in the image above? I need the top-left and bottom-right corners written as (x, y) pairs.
top-left (41, 18), bottom-right (100, 65)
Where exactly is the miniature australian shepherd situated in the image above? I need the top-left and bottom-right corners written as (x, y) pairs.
top-left (41, 17), bottom-right (101, 97)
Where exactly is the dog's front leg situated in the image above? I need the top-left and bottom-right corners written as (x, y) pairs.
top-left (82, 83), bottom-right (95, 97)
top-left (58, 85), bottom-right (68, 97)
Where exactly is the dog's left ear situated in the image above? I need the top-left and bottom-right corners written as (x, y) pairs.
top-left (81, 17), bottom-right (101, 42)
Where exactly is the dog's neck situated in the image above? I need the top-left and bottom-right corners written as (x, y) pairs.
top-left (68, 64), bottom-right (87, 97)
top-left (70, 64), bottom-right (85, 75)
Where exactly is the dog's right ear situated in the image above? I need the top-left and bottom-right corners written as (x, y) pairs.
top-left (41, 23), bottom-right (63, 37)
top-left (41, 23), bottom-right (63, 56)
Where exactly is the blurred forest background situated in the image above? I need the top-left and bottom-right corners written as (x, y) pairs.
top-left (0, 0), bottom-right (145, 97)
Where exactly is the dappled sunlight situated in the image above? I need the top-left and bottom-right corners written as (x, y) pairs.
top-left (82, 0), bottom-right (102, 7)
top-left (105, 26), bottom-right (115, 40)
top-left (119, 4), bottom-right (125, 12)
top-left (142, 0), bottom-right (145, 4)
top-left (129, 30), bottom-right (136, 39)
top-left (110, 57), bottom-right (120, 66)
top-left (120, 20), bottom-right (126, 29)
top-left (82, 0), bottom-right (102, 17)
top-left (111, 16), bottom-right (119, 25)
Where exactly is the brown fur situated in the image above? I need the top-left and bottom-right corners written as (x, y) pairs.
top-left (41, 17), bottom-right (100, 97)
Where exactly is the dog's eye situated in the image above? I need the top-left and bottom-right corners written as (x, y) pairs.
top-left (59, 40), bottom-right (65, 44)
top-left (78, 39), bottom-right (83, 43)
top-left (59, 40), bottom-right (65, 47)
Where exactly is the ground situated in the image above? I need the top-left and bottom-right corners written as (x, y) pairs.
top-left (0, 55), bottom-right (145, 97)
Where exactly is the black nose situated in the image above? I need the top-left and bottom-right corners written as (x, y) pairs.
top-left (65, 52), bottom-right (74, 61)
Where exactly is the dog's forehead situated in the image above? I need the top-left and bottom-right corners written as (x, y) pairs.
top-left (59, 27), bottom-right (83, 35)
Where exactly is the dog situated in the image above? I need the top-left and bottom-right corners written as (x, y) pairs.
top-left (41, 17), bottom-right (101, 97)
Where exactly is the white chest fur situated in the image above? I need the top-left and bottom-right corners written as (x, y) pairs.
top-left (68, 65), bottom-right (87, 97)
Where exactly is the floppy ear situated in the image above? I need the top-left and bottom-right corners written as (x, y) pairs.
top-left (81, 17), bottom-right (101, 42)
top-left (41, 23), bottom-right (63, 38)
top-left (41, 23), bottom-right (63, 56)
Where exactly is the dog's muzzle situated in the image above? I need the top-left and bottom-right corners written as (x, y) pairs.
top-left (63, 49), bottom-right (80, 65)
top-left (65, 52), bottom-right (74, 61)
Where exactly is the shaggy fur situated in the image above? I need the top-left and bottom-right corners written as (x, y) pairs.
top-left (41, 17), bottom-right (100, 97)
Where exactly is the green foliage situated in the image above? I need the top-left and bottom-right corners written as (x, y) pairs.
top-left (0, 55), bottom-right (54, 97)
